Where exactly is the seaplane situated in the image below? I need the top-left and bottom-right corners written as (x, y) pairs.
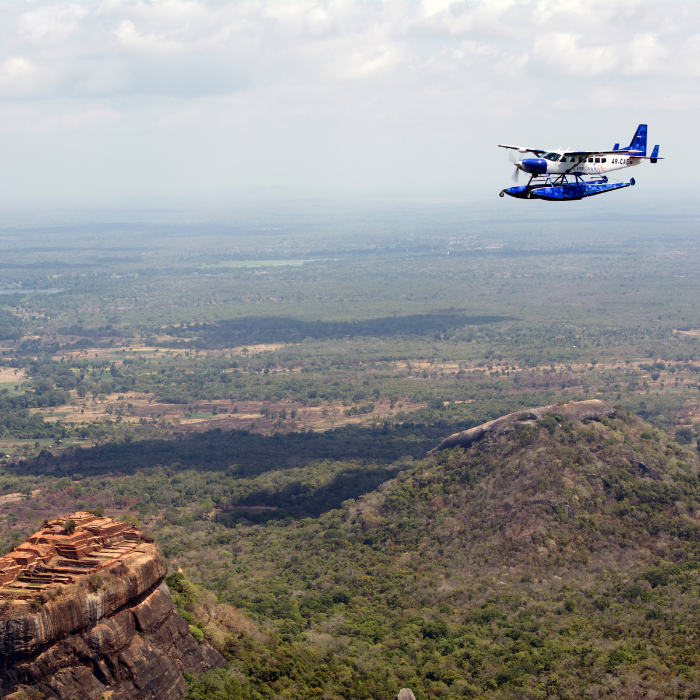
top-left (498, 124), bottom-right (661, 201)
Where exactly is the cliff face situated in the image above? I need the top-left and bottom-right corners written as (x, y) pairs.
top-left (3, 580), bottom-right (224, 700)
top-left (0, 516), bottom-right (224, 700)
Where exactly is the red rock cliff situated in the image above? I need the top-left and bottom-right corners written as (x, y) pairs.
top-left (0, 513), bottom-right (224, 699)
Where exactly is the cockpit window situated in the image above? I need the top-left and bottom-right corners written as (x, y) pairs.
top-left (543, 152), bottom-right (561, 162)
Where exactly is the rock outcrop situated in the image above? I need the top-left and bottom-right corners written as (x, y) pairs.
top-left (0, 512), bottom-right (224, 699)
top-left (392, 690), bottom-right (417, 700)
top-left (427, 399), bottom-right (615, 456)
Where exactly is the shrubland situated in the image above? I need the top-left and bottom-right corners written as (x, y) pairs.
top-left (164, 409), bottom-right (700, 699)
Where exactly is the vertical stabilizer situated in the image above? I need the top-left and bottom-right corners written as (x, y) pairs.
top-left (626, 124), bottom-right (647, 156)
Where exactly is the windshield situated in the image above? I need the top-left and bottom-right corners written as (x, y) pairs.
top-left (543, 152), bottom-right (561, 161)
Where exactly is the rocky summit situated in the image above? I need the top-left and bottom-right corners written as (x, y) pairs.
top-left (427, 399), bottom-right (615, 455)
top-left (0, 511), bottom-right (224, 700)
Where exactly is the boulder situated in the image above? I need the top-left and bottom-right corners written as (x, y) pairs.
top-left (393, 690), bottom-right (416, 700)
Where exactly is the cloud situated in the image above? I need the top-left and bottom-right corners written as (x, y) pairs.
top-left (113, 19), bottom-right (186, 55)
top-left (533, 33), bottom-right (620, 77)
top-left (157, 104), bottom-right (202, 126)
top-left (0, 56), bottom-right (53, 98)
top-left (0, 0), bottom-right (693, 101)
top-left (35, 106), bottom-right (121, 132)
top-left (623, 33), bottom-right (669, 75)
top-left (0, 0), bottom-right (694, 198)
top-left (18, 4), bottom-right (87, 46)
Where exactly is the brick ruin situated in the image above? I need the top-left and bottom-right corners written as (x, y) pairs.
top-left (0, 511), bottom-right (145, 600)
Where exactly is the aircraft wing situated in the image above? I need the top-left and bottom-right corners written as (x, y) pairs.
top-left (498, 144), bottom-right (546, 156)
top-left (564, 150), bottom-right (632, 157)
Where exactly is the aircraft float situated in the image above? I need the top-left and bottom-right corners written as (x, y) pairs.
top-left (498, 124), bottom-right (661, 201)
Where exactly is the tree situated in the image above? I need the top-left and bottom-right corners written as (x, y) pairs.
top-left (64, 519), bottom-right (76, 534)
top-left (676, 426), bottom-right (695, 445)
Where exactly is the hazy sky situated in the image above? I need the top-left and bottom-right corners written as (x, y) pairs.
top-left (0, 0), bottom-right (694, 202)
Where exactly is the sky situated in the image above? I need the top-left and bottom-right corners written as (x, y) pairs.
top-left (0, 0), bottom-right (695, 204)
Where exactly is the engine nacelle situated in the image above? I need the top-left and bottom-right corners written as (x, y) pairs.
top-left (517, 158), bottom-right (547, 175)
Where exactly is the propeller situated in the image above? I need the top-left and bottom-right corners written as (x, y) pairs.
top-left (508, 150), bottom-right (521, 183)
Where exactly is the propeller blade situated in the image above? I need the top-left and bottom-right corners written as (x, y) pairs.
top-left (508, 151), bottom-right (518, 164)
top-left (512, 166), bottom-right (520, 183)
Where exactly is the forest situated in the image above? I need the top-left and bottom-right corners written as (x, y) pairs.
top-left (0, 200), bottom-right (700, 698)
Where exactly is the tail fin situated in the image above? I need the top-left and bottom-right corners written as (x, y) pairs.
top-left (650, 145), bottom-right (660, 164)
top-left (626, 124), bottom-right (647, 156)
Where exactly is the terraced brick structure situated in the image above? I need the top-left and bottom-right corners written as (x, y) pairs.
top-left (0, 511), bottom-right (146, 599)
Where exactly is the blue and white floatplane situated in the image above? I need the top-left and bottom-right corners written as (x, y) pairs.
top-left (498, 124), bottom-right (661, 201)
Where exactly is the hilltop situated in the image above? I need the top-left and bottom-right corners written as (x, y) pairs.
top-left (169, 402), bottom-right (700, 699)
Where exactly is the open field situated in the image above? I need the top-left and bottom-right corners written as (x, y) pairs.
top-left (28, 395), bottom-right (426, 431)
top-left (0, 368), bottom-right (26, 383)
top-left (4, 336), bottom-right (700, 462)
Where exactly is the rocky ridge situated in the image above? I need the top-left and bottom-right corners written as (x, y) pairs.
top-left (427, 398), bottom-right (615, 455)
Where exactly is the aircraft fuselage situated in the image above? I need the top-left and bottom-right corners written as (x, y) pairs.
top-left (537, 152), bottom-right (642, 176)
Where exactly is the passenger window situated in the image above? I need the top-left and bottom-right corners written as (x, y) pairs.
top-left (570, 157), bottom-right (577, 162)
top-left (595, 157), bottom-right (600, 163)
top-left (601, 158), bottom-right (606, 163)
top-left (588, 157), bottom-right (593, 163)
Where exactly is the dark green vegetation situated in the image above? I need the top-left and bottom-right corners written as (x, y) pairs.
top-left (1, 201), bottom-right (700, 698)
top-left (7, 406), bottom-right (700, 699)
top-left (167, 409), bottom-right (700, 699)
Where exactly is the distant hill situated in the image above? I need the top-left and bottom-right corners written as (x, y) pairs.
top-left (178, 402), bottom-right (700, 699)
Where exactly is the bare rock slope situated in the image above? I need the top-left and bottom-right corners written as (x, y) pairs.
top-left (0, 512), bottom-right (224, 700)
top-left (392, 690), bottom-right (417, 700)
top-left (427, 399), bottom-right (615, 456)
